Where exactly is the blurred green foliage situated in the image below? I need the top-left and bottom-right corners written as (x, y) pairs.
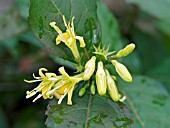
top-left (0, 0), bottom-right (170, 128)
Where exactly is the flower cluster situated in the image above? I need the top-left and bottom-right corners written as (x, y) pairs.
top-left (25, 15), bottom-right (135, 105)
top-left (78, 43), bottom-right (135, 101)
top-left (25, 67), bottom-right (83, 105)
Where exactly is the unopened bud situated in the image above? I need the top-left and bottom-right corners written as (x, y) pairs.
top-left (105, 70), bottom-right (120, 101)
top-left (90, 81), bottom-right (95, 95)
top-left (78, 87), bottom-right (86, 97)
top-left (96, 61), bottom-right (107, 96)
top-left (111, 60), bottom-right (132, 82)
top-left (116, 43), bottom-right (135, 58)
top-left (83, 56), bottom-right (96, 80)
top-left (111, 75), bottom-right (117, 81)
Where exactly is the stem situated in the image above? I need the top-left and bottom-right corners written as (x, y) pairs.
top-left (84, 48), bottom-right (90, 60)
top-left (107, 55), bottom-right (117, 60)
top-left (85, 93), bottom-right (92, 128)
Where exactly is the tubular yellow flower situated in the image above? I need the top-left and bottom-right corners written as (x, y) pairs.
top-left (116, 43), bottom-right (135, 58)
top-left (111, 60), bottom-right (132, 82)
top-left (50, 15), bottom-right (86, 61)
top-left (105, 69), bottom-right (120, 101)
top-left (25, 68), bottom-right (61, 102)
top-left (83, 56), bottom-right (96, 80)
top-left (46, 67), bottom-right (83, 105)
top-left (96, 61), bottom-right (107, 96)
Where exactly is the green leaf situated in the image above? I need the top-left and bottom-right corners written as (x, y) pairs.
top-left (29, 0), bottom-right (101, 60)
top-left (146, 58), bottom-right (170, 92)
top-left (126, 0), bottom-right (170, 22)
top-left (121, 51), bottom-right (141, 74)
top-left (16, 0), bottom-right (30, 19)
top-left (19, 31), bottom-right (43, 48)
top-left (155, 20), bottom-right (170, 37)
top-left (97, 0), bottom-right (122, 51)
top-left (154, 20), bottom-right (170, 50)
top-left (119, 75), bottom-right (170, 128)
top-left (46, 93), bottom-right (133, 128)
top-left (0, 37), bottom-right (19, 58)
top-left (50, 54), bottom-right (77, 70)
top-left (131, 28), bottom-right (169, 72)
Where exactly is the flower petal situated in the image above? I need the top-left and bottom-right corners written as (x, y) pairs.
top-left (67, 83), bottom-right (75, 105)
top-left (39, 68), bottom-right (48, 78)
top-left (42, 86), bottom-right (49, 99)
top-left (33, 73), bottom-right (41, 79)
top-left (71, 17), bottom-right (75, 32)
top-left (75, 36), bottom-right (85, 47)
top-left (45, 73), bottom-right (57, 78)
top-left (58, 67), bottom-right (70, 79)
top-left (62, 15), bottom-right (68, 28)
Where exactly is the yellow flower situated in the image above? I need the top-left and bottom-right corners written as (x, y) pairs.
top-left (50, 15), bottom-right (86, 62)
top-left (25, 68), bottom-right (61, 102)
top-left (46, 67), bottom-right (83, 105)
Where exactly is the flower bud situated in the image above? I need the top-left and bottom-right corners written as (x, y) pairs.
top-left (96, 61), bottom-right (107, 96)
top-left (105, 69), bottom-right (120, 101)
top-left (90, 81), bottom-right (95, 95)
top-left (78, 87), bottom-right (86, 97)
top-left (111, 60), bottom-right (132, 82)
top-left (111, 75), bottom-right (117, 81)
top-left (83, 56), bottom-right (96, 81)
top-left (116, 43), bottom-right (135, 58)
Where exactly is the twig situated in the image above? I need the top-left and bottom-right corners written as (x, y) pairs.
top-left (84, 48), bottom-right (90, 60)
top-left (85, 93), bottom-right (92, 128)
top-left (107, 55), bottom-right (116, 60)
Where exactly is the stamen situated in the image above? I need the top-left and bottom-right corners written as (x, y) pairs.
top-left (64, 88), bottom-right (67, 93)
top-left (50, 22), bottom-right (68, 42)
top-left (48, 77), bottom-right (59, 81)
top-left (46, 80), bottom-right (67, 96)
top-left (26, 90), bottom-right (36, 98)
top-left (119, 96), bottom-right (127, 102)
top-left (58, 95), bottom-right (65, 104)
top-left (33, 94), bottom-right (42, 102)
top-left (24, 79), bottom-right (42, 83)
